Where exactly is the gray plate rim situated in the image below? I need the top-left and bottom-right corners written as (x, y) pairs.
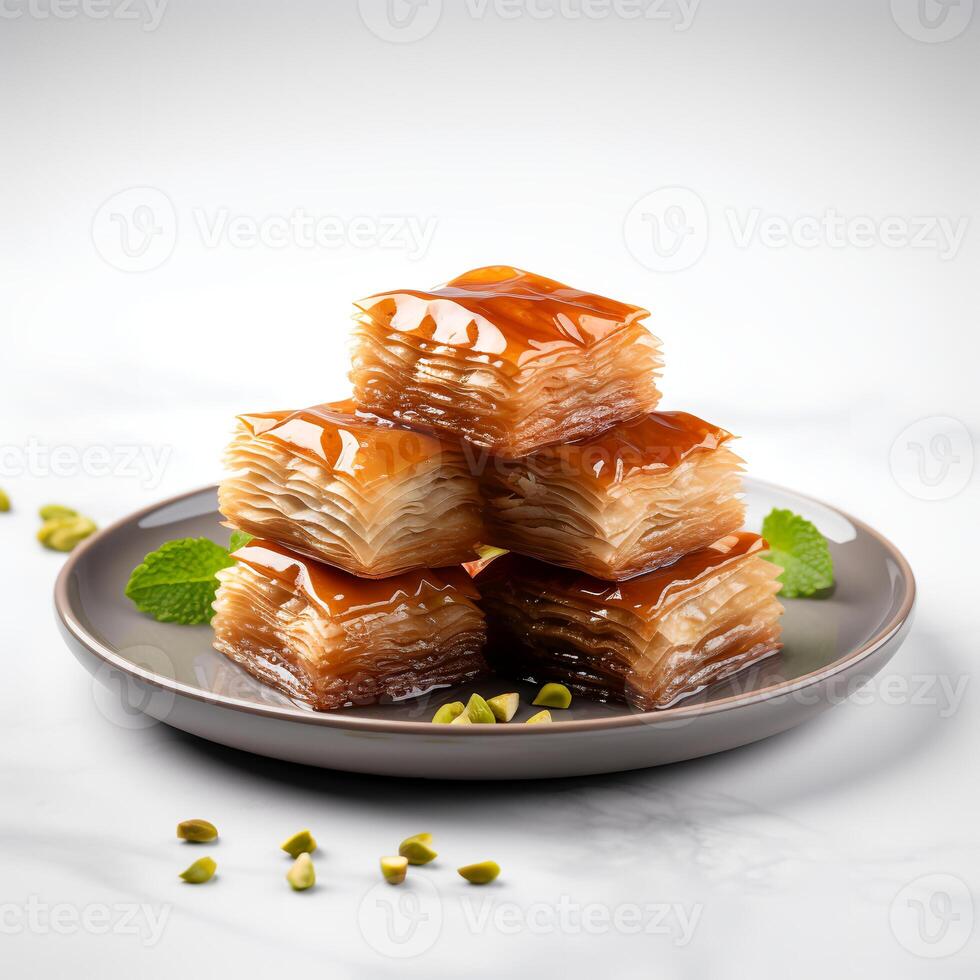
top-left (54, 479), bottom-right (916, 735)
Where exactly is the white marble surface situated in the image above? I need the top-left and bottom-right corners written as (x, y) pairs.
top-left (2, 1), bottom-right (978, 976)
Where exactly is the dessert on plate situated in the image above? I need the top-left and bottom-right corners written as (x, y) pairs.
top-left (218, 400), bottom-right (483, 578)
top-left (480, 410), bottom-right (746, 579)
top-left (474, 532), bottom-right (783, 711)
top-left (350, 265), bottom-right (663, 458)
top-left (212, 538), bottom-right (489, 711)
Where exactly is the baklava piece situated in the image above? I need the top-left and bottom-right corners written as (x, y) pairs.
top-left (218, 400), bottom-right (482, 578)
top-left (212, 539), bottom-right (488, 711)
top-left (350, 265), bottom-right (663, 458)
top-left (476, 533), bottom-right (783, 711)
top-left (481, 411), bottom-right (745, 579)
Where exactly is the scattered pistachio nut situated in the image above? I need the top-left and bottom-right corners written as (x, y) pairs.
top-left (432, 701), bottom-right (465, 724)
top-left (179, 856), bottom-right (217, 884)
top-left (287, 852), bottom-right (315, 891)
top-left (39, 504), bottom-right (78, 521)
top-left (462, 692), bottom-right (496, 724)
top-left (37, 515), bottom-right (97, 552)
top-left (281, 829), bottom-right (316, 858)
top-left (399, 833), bottom-right (437, 865)
top-left (177, 819), bottom-right (218, 843)
top-left (486, 692), bottom-right (520, 722)
top-left (458, 860), bottom-right (500, 885)
top-left (0, 488), bottom-right (10, 512)
top-left (380, 855), bottom-right (408, 884)
top-left (532, 683), bottom-right (572, 709)
top-left (526, 710), bottom-right (553, 725)
top-left (475, 544), bottom-right (509, 562)
top-left (450, 711), bottom-right (473, 725)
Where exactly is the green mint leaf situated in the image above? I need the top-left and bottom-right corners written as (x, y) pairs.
top-left (229, 529), bottom-right (254, 552)
top-left (760, 508), bottom-right (834, 598)
top-left (125, 538), bottom-right (234, 625)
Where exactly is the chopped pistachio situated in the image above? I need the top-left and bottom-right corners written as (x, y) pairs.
top-left (457, 860), bottom-right (500, 885)
top-left (431, 701), bottom-right (465, 724)
top-left (39, 504), bottom-right (78, 521)
top-left (37, 515), bottom-right (97, 552)
top-left (475, 544), bottom-right (509, 562)
top-left (399, 833), bottom-right (437, 865)
top-left (532, 683), bottom-right (572, 709)
top-left (526, 710), bottom-right (552, 725)
top-left (281, 829), bottom-right (317, 858)
top-left (286, 852), bottom-right (315, 891)
top-left (0, 489), bottom-right (10, 512)
top-left (486, 692), bottom-right (520, 723)
top-left (380, 855), bottom-right (408, 884)
top-left (450, 711), bottom-right (473, 725)
top-left (462, 692), bottom-right (496, 724)
top-left (179, 856), bottom-right (217, 884)
top-left (177, 819), bottom-right (218, 842)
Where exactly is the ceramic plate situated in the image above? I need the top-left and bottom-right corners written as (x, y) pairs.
top-left (55, 479), bottom-right (915, 780)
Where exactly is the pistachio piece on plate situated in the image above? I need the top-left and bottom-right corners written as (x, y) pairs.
top-left (380, 856), bottom-right (408, 884)
top-left (399, 833), bottom-right (437, 865)
top-left (432, 701), bottom-right (465, 724)
top-left (177, 819), bottom-right (218, 842)
top-left (462, 693), bottom-right (495, 724)
top-left (179, 856), bottom-right (217, 884)
top-left (526, 710), bottom-right (553, 725)
top-left (458, 860), bottom-right (500, 885)
top-left (281, 829), bottom-right (317, 858)
top-left (532, 683), bottom-right (572, 709)
top-left (287, 853), bottom-right (315, 891)
top-left (486, 693), bottom-right (519, 722)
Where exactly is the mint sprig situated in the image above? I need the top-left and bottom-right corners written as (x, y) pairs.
top-left (125, 538), bottom-right (235, 625)
top-left (760, 508), bottom-right (834, 598)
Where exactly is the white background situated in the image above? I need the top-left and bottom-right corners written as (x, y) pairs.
top-left (1, 1), bottom-right (978, 976)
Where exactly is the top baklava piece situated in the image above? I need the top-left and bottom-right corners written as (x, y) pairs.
top-left (480, 410), bottom-right (746, 580)
top-left (350, 265), bottom-right (663, 458)
top-left (218, 399), bottom-right (483, 579)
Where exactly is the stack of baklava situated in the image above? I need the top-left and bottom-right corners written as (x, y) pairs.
top-left (213, 266), bottom-right (783, 713)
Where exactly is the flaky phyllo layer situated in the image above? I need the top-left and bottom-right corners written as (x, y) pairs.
top-left (481, 411), bottom-right (746, 579)
top-left (476, 533), bottom-right (783, 711)
top-left (212, 540), bottom-right (488, 711)
top-left (218, 401), bottom-right (483, 578)
top-left (350, 266), bottom-right (663, 458)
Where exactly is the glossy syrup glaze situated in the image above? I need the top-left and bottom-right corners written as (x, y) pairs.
top-left (475, 533), bottom-right (767, 615)
top-left (232, 539), bottom-right (481, 617)
top-left (237, 399), bottom-right (451, 481)
top-left (355, 266), bottom-right (651, 367)
top-left (528, 410), bottom-right (735, 486)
